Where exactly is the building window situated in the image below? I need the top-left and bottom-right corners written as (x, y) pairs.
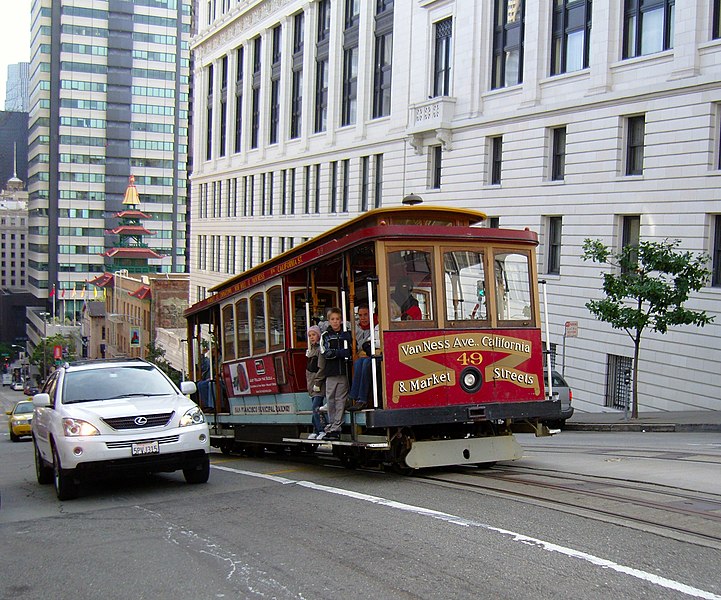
top-left (490, 136), bottom-right (503, 185)
top-left (219, 55), bottom-right (228, 157)
top-left (269, 25), bottom-right (281, 145)
top-left (342, 1), bottom-right (359, 127)
top-left (374, 154), bottom-right (383, 208)
top-left (623, 0), bottom-right (675, 59)
top-left (712, 215), bottom-right (721, 286)
top-left (547, 216), bottom-right (562, 275)
top-left (433, 18), bottom-right (452, 97)
top-left (290, 12), bottom-right (304, 139)
top-left (551, 0), bottom-right (591, 75)
top-left (372, 1), bottom-right (393, 119)
top-left (492, 0), bottom-right (525, 89)
top-left (606, 354), bottom-right (633, 410)
top-left (626, 115), bottom-right (645, 176)
top-left (429, 145), bottom-right (442, 189)
top-left (330, 161), bottom-right (338, 212)
top-left (289, 168), bottom-right (296, 214)
top-left (268, 171), bottom-right (274, 215)
top-left (206, 64), bottom-right (213, 160)
top-left (251, 36), bottom-right (262, 149)
top-left (360, 156), bottom-right (369, 211)
top-left (314, 163), bottom-right (321, 213)
top-left (234, 46), bottom-right (244, 153)
top-left (551, 126), bottom-right (566, 181)
top-left (315, 0), bottom-right (331, 133)
top-left (342, 159), bottom-right (350, 212)
top-left (621, 214), bottom-right (640, 273)
top-left (304, 165), bottom-right (311, 213)
top-left (715, 0), bottom-right (721, 39)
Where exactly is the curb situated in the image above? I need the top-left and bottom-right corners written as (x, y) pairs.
top-left (564, 423), bottom-right (721, 433)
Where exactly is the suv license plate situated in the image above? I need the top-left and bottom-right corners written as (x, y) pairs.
top-left (132, 441), bottom-right (159, 456)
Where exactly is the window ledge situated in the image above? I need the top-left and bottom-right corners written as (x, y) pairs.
top-left (610, 50), bottom-right (673, 72)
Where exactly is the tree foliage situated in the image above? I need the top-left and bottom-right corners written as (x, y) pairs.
top-left (29, 334), bottom-right (77, 379)
top-left (145, 341), bottom-right (181, 385)
top-left (582, 238), bottom-right (713, 417)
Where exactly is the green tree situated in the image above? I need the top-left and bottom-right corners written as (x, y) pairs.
top-left (582, 238), bottom-right (714, 418)
top-left (29, 334), bottom-right (77, 380)
top-left (145, 341), bottom-right (181, 386)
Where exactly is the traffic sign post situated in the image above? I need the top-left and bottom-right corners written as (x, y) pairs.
top-left (562, 321), bottom-right (579, 376)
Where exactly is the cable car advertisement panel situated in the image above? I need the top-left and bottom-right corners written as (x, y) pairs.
top-left (222, 356), bottom-right (279, 397)
top-left (383, 328), bottom-right (545, 409)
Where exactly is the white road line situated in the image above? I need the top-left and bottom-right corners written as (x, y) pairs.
top-left (213, 464), bottom-right (721, 600)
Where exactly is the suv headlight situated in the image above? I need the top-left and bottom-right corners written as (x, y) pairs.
top-left (62, 418), bottom-right (100, 437)
top-left (179, 406), bottom-right (205, 427)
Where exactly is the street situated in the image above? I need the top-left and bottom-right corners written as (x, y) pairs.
top-left (1, 386), bottom-right (720, 600)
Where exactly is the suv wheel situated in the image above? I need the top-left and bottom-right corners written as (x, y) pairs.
top-left (52, 442), bottom-right (79, 500)
top-left (183, 455), bottom-right (210, 484)
top-left (34, 440), bottom-right (53, 484)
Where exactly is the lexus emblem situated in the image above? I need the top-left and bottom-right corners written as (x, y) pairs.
top-left (134, 416), bottom-right (148, 426)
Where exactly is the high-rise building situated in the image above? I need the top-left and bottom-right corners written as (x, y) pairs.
top-left (5, 62), bottom-right (30, 113)
top-left (190, 0), bottom-right (721, 414)
top-left (27, 0), bottom-right (192, 302)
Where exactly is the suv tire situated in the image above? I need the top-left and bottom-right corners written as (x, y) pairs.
top-left (34, 440), bottom-right (53, 484)
top-left (183, 455), bottom-right (210, 484)
top-left (52, 442), bottom-right (79, 500)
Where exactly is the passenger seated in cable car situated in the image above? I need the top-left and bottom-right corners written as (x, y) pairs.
top-left (348, 304), bottom-right (379, 411)
top-left (391, 277), bottom-right (422, 320)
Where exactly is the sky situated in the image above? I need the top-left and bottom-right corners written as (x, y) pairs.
top-left (0, 0), bottom-right (32, 106)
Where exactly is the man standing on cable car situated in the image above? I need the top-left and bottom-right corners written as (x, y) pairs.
top-left (317, 307), bottom-right (351, 440)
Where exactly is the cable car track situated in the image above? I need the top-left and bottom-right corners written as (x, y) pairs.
top-left (417, 465), bottom-right (721, 550)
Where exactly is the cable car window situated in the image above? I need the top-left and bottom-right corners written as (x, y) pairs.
top-left (250, 292), bottom-right (266, 355)
top-left (387, 249), bottom-right (434, 322)
top-left (222, 304), bottom-right (236, 360)
top-left (494, 250), bottom-right (533, 324)
top-left (235, 298), bottom-right (250, 357)
top-left (443, 250), bottom-right (487, 322)
top-left (267, 285), bottom-right (284, 352)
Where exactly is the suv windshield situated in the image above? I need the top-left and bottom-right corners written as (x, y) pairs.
top-left (62, 365), bottom-right (177, 404)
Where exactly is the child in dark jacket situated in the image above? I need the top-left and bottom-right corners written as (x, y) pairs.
top-left (317, 307), bottom-right (351, 440)
top-left (305, 325), bottom-right (326, 439)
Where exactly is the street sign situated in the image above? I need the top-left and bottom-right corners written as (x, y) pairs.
top-left (564, 321), bottom-right (579, 337)
top-left (53, 345), bottom-right (62, 359)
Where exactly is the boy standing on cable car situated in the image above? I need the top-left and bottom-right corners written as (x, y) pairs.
top-left (317, 307), bottom-right (351, 441)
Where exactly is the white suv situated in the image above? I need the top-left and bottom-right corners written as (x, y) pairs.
top-left (32, 359), bottom-right (210, 500)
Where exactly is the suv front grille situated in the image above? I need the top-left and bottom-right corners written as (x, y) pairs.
top-left (105, 435), bottom-right (180, 449)
top-left (102, 412), bottom-right (174, 430)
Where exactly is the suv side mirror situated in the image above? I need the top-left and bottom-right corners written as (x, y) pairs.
top-left (180, 381), bottom-right (197, 395)
top-left (32, 393), bottom-right (51, 407)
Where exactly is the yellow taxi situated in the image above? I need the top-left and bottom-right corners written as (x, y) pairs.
top-left (7, 400), bottom-right (34, 442)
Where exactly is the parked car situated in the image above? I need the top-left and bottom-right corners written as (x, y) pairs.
top-left (32, 358), bottom-right (209, 500)
top-left (7, 400), bottom-right (34, 442)
top-left (545, 370), bottom-right (574, 429)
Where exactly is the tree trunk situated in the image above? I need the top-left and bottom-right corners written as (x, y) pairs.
top-left (632, 334), bottom-right (641, 419)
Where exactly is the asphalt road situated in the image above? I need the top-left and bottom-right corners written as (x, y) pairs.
top-left (1, 386), bottom-right (720, 600)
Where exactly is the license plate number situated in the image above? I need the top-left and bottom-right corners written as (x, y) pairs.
top-left (132, 441), bottom-right (159, 456)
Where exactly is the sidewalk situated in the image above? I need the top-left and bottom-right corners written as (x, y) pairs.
top-left (565, 410), bottom-right (721, 433)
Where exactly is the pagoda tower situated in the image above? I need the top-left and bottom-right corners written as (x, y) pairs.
top-left (102, 175), bottom-right (163, 274)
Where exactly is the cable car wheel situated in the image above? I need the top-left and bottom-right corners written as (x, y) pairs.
top-left (388, 428), bottom-right (417, 475)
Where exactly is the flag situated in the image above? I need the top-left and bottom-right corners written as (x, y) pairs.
top-left (49, 284), bottom-right (55, 298)
top-left (103, 288), bottom-right (107, 300)
top-left (93, 287), bottom-right (98, 299)
top-left (61, 288), bottom-right (65, 299)
top-left (72, 284), bottom-right (76, 298)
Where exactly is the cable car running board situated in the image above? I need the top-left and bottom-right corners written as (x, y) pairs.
top-left (282, 437), bottom-right (390, 449)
